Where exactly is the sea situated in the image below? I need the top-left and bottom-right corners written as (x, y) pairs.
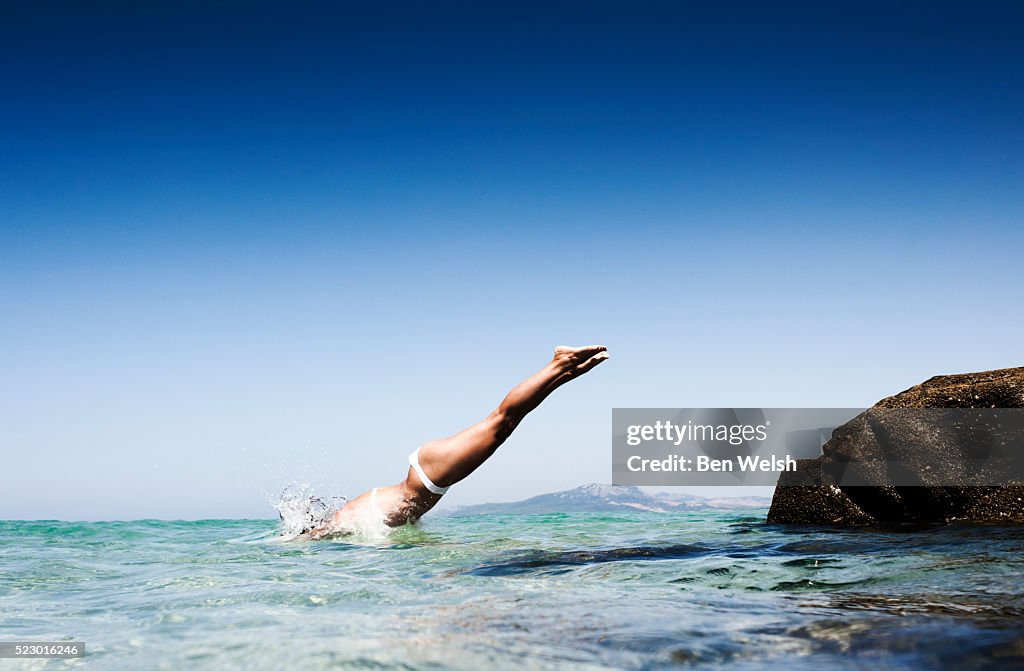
top-left (2, 507), bottom-right (1023, 670)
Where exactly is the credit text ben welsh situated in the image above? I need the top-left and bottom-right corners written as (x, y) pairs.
top-left (626, 453), bottom-right (796, 473)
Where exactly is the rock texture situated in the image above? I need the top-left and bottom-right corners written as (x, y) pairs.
top-left (767, 367), bottom-right (1024, 526)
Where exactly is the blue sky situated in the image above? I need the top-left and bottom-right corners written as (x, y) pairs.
top-left (2, 1), bottom-right (1022, 519)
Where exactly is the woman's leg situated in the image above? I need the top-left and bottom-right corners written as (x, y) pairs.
top-left (312, 345), bottom-right (608, 535)
top-left (415, 345), bottom-right (609, 489)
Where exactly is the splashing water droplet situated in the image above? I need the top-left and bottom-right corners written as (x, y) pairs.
top-left (272, 483), bottom-right (347, 538)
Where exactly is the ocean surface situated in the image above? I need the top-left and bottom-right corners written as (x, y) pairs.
top-left (2, 510), bottom-right (1024, 670)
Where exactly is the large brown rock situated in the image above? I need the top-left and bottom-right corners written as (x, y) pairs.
top-left (767, 367), bottom-right (1024, 526)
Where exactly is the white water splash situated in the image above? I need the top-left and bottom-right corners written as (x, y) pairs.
top-left (272, 483), bottom-right (347, 539)
top-left (324, 499), bottom-right (393, 541)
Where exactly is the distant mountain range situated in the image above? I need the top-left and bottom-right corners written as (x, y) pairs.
top-left (446, 483), bottom-right (770, 515)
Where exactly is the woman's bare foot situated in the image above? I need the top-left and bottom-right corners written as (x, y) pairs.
top-left (553, 345), bottom-right (609, 377)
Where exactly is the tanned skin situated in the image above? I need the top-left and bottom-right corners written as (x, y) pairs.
top-left (310, 345), bottom-right (608, 537)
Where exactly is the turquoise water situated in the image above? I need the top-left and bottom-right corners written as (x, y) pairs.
top-left (2, 511), bottom-right (1024, 670)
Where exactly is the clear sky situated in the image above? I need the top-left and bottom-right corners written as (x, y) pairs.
top-left (2, 1), bottom-right (1022, 520)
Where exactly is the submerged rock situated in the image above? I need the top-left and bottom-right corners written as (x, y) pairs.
top-left (767, 367), bottom-right (1024, 526)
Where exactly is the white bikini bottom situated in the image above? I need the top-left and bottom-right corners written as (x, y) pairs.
top-left (407, 446), bottom-right (450, 495)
